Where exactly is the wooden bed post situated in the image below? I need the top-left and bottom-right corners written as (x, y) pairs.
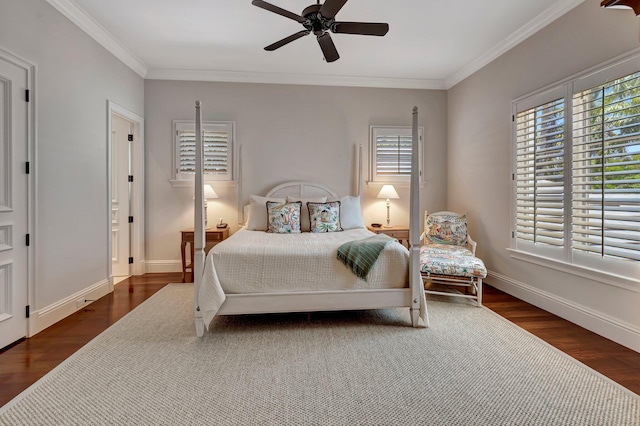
top-left (409, 106), bottom-right (428, 327)
top-left (357, 144), bottom-right (363, 197)
top-left (237, 144), bottom-right (243, 225)
top-left (194, 100), bottom-right (205, 337)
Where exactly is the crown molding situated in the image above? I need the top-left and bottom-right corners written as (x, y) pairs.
top-left (145, 68), bottom-right (447, 90)
top-left (445, 0), bottom-right (587, 89)
top-left (46, 0), bottom-right (586, 90)
top-left (45, 0), bottom-right (148, 78)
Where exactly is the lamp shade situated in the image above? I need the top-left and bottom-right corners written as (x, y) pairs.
top-left (377, 185), bottom-right (399, 200)
top-left (204, 184), bottom-right (218, 200)
top-left (601, 0), bottom-right (640, 14)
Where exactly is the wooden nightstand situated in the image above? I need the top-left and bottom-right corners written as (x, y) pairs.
top-left (367, 225), bottom-right (409, 246)
top-left (181, 227), bottom-right (229, 282)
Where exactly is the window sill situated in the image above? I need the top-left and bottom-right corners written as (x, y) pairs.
top-left (366, 181), bottom-right (426, 189)
top-left (506, 248), bottom-right (640, 293)
top-left (170, 179), bottom-right (238, 189)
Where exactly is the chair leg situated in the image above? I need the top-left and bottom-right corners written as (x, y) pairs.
top-left (476, 278), bottom-right (483, 307)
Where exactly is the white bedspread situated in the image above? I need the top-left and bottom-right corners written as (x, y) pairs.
top-left (198, 228), bottom-right (409, 329)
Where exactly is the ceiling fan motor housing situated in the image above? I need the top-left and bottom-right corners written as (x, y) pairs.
top-left (301, 4), bottom-right (334, 35)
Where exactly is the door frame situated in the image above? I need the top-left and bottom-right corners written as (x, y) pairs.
top-left (0, 45), bottom-right (36, 337)
top-left (107, 101), bottom-right (144, 288)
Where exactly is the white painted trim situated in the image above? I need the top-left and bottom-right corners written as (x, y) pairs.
top-left (487, 270), bottom-right (640, 352)
top-left (145, 68), bottom-right (446, 90)
top-left (445, 0), bottom-right (587, 89)
top-left (145, 260), bottom-right (182, 274)
top-left (28, 279), bottom-right (111, 337)
top-left (0, 45), bottom-right (37, 339)
top-left (44, 0), bottom-right (147, 78)
top-left (170, 180), bottom-right (238, 189)
top-left (507, 249), bottom-right (640, 293)
top-left (107, 101), bottom-right (145, 279)
top-left (42, 0), bottom-right (587, 91)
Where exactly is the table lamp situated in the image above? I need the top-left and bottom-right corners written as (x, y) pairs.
top-left (200, 184), bottom-right (218, 227)
top-left (377, 185), bottom-right (399, 228)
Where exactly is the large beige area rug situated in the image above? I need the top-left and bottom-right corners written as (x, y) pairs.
top-left (1, 284), bottom-right (638, 425)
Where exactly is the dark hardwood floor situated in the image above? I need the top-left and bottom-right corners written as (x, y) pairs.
top-left (0, 275), bottom-right (638, 408)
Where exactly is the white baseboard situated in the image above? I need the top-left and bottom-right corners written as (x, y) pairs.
top-left (28, 279), bottom-right (111, 337)
top-left (487, 271), bottom-right (640, 352)
top-left (145, 260), bottom-right (182, 274)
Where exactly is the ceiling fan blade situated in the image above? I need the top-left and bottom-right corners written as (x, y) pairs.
top-left (319, 0), bottom-right (348, 19)
top-left (332, 22), bottom-right (389, 36)
top-left (264, 30), bottom-right (310, 51)
top-left (317, 32), bottom-right (340, 63)
top-left (251, 0), bottom-right (306, 23)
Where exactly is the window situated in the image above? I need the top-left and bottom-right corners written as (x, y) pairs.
top-left (172, 120), bottom-right (234, 184)
top-left (370, 126), bottom-right (423, 183)
top-left (572, 72), bottom-right (640, 262)
top-left (512, 55), bottom-right (640, 281)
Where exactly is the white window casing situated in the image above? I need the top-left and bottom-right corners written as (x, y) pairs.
top-left (369, 125), bottom-right (423, 184)
top-left (172, 120), bottom-right (234, 185)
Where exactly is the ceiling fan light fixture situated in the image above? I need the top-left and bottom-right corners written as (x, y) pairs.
top-left (601, 0), bottom-right (640, 15)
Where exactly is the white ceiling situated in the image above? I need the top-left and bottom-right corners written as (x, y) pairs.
top-left (48, 0), bottom-right (586, 89)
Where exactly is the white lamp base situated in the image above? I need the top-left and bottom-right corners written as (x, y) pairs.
top-left (383, 200), bottom-right (392, 228)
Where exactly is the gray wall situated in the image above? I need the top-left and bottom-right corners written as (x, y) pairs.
top-left (447, 0), bottom-right (640, 348)
top-left (0, 0), bottom-right (144, 308)
top-left (144, 80), bottom-right (447, 263)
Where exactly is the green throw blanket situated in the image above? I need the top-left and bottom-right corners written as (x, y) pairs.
top-left (337, 234), bottom-right (395, 281)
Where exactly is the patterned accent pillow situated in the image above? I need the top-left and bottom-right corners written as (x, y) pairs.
top-left (286, 196), bottom-right (327, 232)
top-left (266, 201), bottom-right (302, 234)
top-left (425, 212), bottom-right (467, 246)
top-left (308, 201), bottom-right (343, 233)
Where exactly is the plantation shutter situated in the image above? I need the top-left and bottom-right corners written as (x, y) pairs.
top-left (175, 122), bottom-right (232, 181)
top-left (515, 97), bottom-right (566, 246)
top-left (571, 71), bottom-right (640, 261)
top-left (371, 126), bottom-right (422, 182)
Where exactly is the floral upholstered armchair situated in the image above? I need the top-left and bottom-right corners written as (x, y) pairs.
top-left (420, 211), bottom-right (487, 306)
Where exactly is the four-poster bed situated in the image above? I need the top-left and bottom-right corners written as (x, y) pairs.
top-left (192, 101), bottom-right (427, 337)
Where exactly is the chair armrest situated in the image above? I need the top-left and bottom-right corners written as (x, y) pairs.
top-left (466, 234), bottom-right (477, 256)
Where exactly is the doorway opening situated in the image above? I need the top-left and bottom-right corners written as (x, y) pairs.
top-left (107, 102), bottom-right (144, 290)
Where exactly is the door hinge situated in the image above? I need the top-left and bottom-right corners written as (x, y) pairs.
top-left (128, 216), bottom-right (134, 223)
top-left (128, 134), bottom-right (133, 142)
top-left (512, 231), bottom-right (515, 238)
top-left (128, 257), bottom-right (134, 264)
top-left (26, 305), bottom-right (30, 318)
top-left (512, 114), bottom-right (515, 122)
top-left (25, 89), bottom-right (30, 102)
top-left (26, 162), bottom-right (30, 174)
top-left (512, 173), bottom-right (515, 181)
top-left (128, 175), bottom-right (134, 182)
top-left (26, 234), bottom-right (30, 246)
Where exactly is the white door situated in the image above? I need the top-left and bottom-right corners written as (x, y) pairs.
top-left (111, 114), bottom-right (132, 278)
top-left (0, 55), bottom-right (29, 348)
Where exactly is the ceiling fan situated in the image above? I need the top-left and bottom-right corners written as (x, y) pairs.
top-left (251, 0), bottom-right (389, 63)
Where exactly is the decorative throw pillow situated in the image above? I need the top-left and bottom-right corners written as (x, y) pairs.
top-left (266, 201), bottom-right (302, 234)
top-left (247, 195), bottom-right (286, 231)
top-left (286, 196), bottom-right (327, 232)
top-left (425, 212), bottom-right (467, 246)
top-left (328, 195), bottom-right (364, 229)
top-left (308, 201), bottom-right (343, 233)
